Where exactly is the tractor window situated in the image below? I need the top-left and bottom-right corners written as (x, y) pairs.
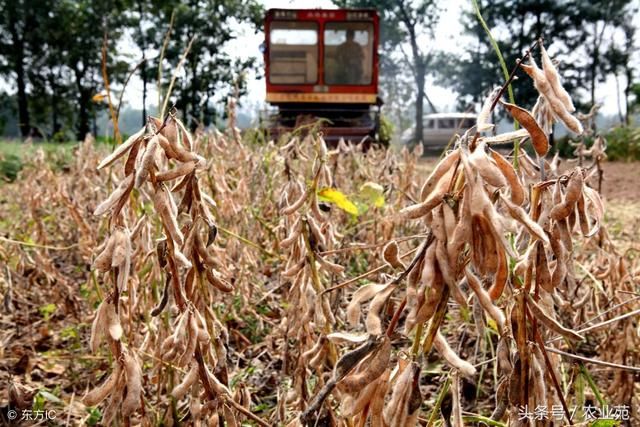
top-left (269, 21), bottom-right (318, 84)
top-left (324, 22), bottom-right (373, 85)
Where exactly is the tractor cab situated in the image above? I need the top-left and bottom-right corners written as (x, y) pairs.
top-left (262, 9), bottom-right (382, 145)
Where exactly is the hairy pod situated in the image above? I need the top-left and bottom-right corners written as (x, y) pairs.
top-left (540, 44), bottom-right (575, 113)
top-left (490, 150), bottom-right (525, 205)
top-left (500, 100), bottom-right (549, 156)
top-left (155, 160), bottom-right (197, 183)
top-left (205, 268), bottom-right (234, 293)
top-left (550, 170), bottom-right (583, 221)
top-left (172, 362), bottom-right (199, 400)
top-left (465, 266), bottom-right (506, 332)
top-left (83, 367), bottom-right (121, 407)
top-left (382, 240), bottom-right (404, 269)
top-left (121, 352), bottom-right (143, 416)
top-left (419, 148), bottom-right (460, 201)
top-left (94, 234), bottom-right (116, 272)
top-left (435, 240), bottom-right (467, 308)
top-left (525, 293), bottom-right (583, 341)
top-left (135, 136), bottom-right (159, 188)
top-left (338, 337), bottom-right (391, 393)
top-left (153, 185), bottom-right (184, 246)
top-left (97, 127), bottom-right (146, 170)
top-left (365, 284), bottom-right (395, 335)
top-left (433, 331), bottom-right (476, 378)
top-left (93, 174), bottom-right (134, 216)
top-left (468, 141), bottom-right (507, 187)
top-left (477, 87), bottom-right (501, 132)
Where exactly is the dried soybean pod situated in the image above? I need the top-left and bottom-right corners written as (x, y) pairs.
top-left (281, 189), bottom-right (309, 215)
top-left (104, 300), bottom-right (123, 341)
top-left (94, 234), bottom-right (116, 272)
top-left (550, 170), bottom-right (583, 220)
top-left (468, 141), bottom-right (507, 187)
top-left (383, 240), bottom-right (405, 269)
top-left (365, 285), bottom-right (396, 335)
top-left (496, 336), bottom-right (512, 375)
top-left (576, 190), bottom-right (591, 236)
top-left (491, 378), bottom-right (509, 421)
top-left (97, 127), bottom-right (146, 170)
top-left (93, 174), bottom-right (135, 216)
top-left (531, 344), bottom-right (547, 406)
top-left (338, 337), bottom-right (391, 392)
top-left (433, 331), bottom-right (476, 378)
top-left (89, 300), bottom-right (109, 353)
top-left (435, 240), bottom-right (467, 308)
top-left (342, 374), bottom-right (380, 417)
top-left (490, 149), bottom-right (525, 205)
top-left (508, 356), bottom-right (525, 406)
top-left (347, 283), bottom-right (389, 326)
top-left (302, 336), bottom-right (327, 361)
top-left (156, 160), bottom-right (197, 182)
top-left (500, 100), bottom-right (549, 156)
top-left (83, 365), bottom-right (121, 406)
top-left (500, 194), bottom-right (549, 245)
top-left (540, 44), bottom-right (575, 112)
top-left (172, 362), bottom-right (199, 400)
top-left (400, 185), bottom-right (446, 220)
top-left (489, 246), bottom-right (508, 301)
top-left (135, 135), bottom-right (159, 188)
top-left (153, 185), bottom-right (184, 246)
top-left (477, 87), bottom-right (501, 132)
top-left (121, 352), bottom-right (143, 417)
top-left (419, 148), bottom-right (460, 201)
top-left (525, 294), bottom-right (584, 341)
top-left (535, 242), bottom-right (553, 293)
top-left (521, 60), bottom-right (583, 134)
top-left (465, 266), bottom-right (506, 332)
top-left (369, 369), bottom-right (390, 427)
top-left (205, 269), bottom-right (234, 292)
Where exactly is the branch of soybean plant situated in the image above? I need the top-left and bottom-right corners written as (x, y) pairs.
top-left (322, 247), bottom-right (419, 294)
top-left (533, 331), bottom-right (573, 425)
top-left (545, 347), bottom-right (640, 373)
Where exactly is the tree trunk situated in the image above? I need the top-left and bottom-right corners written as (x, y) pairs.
top-left (624, 66), bottom-right (632, 125)
top-left (590, 24), bottom-right (598, 107)
top-left (141, 57), bottom-right (147, 125)
top-left (7, 4), bottom-right (30, 138)
top-left (138, 0), bottom-right (147, 125)
top-left (414, 66), bottom-right (425, 144)
top-left (77, 90), bottom-right (91, 140)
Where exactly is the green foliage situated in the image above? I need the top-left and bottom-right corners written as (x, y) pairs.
top-left (378, 114), bottom-right (394, 144)
top-left (602, 126), bottom-right (640, 161)
top-left (437, 0), bottom-right (637, 113)
top-left (0, 152), bottom-right (22, 182)
top-left (552, 126), bottom-right (640, 161)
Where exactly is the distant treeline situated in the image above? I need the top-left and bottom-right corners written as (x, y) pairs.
top-left (0, 0), bottom-right (264, 141)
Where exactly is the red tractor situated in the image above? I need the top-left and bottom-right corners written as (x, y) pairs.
top-left (262, 8), bottom-right (384, 145)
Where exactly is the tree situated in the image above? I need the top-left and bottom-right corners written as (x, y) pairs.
top-left (0, 0), bottom-right (42, 137)
top-left (438, 0), bottom-right (638, 115)
top-left (150, 0), bottom-right (264, 128)
top-left (334, 0), bottom-right (441, 143)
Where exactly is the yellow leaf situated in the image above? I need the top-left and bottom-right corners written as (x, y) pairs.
top-left (318, 188), bottom-right (359, 216)
top-left (359, 182), bottom-right (385, 208)
top-left (92, 93), bottom-right (107, 103)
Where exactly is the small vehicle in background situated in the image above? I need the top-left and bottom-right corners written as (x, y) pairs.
top-left (401, 113), bottom-right (476, 151)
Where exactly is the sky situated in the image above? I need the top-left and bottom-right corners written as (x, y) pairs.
top-left (119, 0), bottom-right (630, 120)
